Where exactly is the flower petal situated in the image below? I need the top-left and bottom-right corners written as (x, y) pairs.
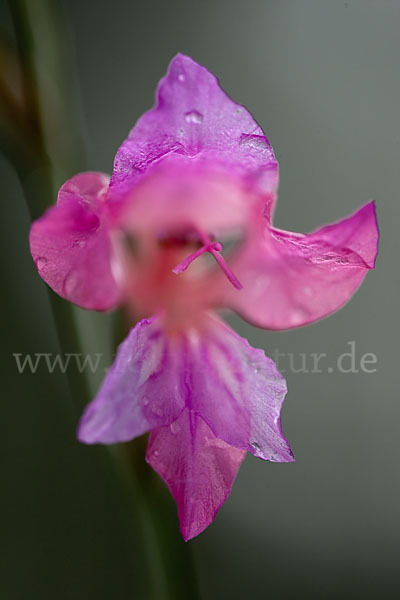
top-left (188, 315), bottom-right (293, 462)
top-left (78, 317), bottom-right (186, 444)
top-left (215, 201), bottom-right (379, 330)
top-left (110, 54), bottom-right (278, 216)
top-left (146, 409), bottom-right (245, 541)
top-left (30, 172), bottom-right (120, 311)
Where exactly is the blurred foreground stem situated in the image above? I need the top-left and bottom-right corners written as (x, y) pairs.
top-left (7, 0), bottom-right (88, 408)
top-left (3, 1), bottom-right (199, 598)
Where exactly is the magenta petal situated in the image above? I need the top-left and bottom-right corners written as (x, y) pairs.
top-left (110, 54), bottom-right (278, 208)
top-left (78, 317), bottom-right (186, 444)
top-left (217, 201), bottom-right (379, 330)
top-left (189, 316), bottom-right (293, 462)
top-left (30, 172), bottom-right (120, 311)
top-left (146, 409), bottom-right (246, 541)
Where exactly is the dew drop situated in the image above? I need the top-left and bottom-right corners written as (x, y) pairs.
top-left (251, 441), bottom-right (261, 451)
top-left (177, 127), bottom-right (184, 136)
top-left (170, 421), bottom-right (181, 434)
top-left (64, 271), bottom-right (78, 296)
top-left (151, 404), bottom-right (163, 417)
top-left (36, 257), bottom-right (47, 270)
top-left (291, 308), bottom-right (307, 325)
top-left (178, 73), bottom-right (185, 82)
top-left (74, 238), bottom-right (86, 248)
top-left (184, 110), bottom-right (204, 124)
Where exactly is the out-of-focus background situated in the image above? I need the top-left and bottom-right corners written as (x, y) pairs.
top-left (1, 1), bottom-right (398, 598)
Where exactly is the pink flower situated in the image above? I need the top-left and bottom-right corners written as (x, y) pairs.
top-left (29, 54), bottom-right (379, 540)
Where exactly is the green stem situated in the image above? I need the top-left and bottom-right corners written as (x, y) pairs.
top-left (4, 2), bottom-right (200, 599)
top-left (7, 0), bottom-right (89, 409)
top-left (113, 314), bottom-right (200, 600)
top-left (118, 440), bottom-right (200, 600)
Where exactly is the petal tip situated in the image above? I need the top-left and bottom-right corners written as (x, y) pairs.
top-left (365, 200), bottom-right (380, 269)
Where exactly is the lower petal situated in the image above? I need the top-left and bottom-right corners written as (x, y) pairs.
top-left (146, 409), bottom-right (245, 541)
top-left (188, 315), bottom-right (294, 462)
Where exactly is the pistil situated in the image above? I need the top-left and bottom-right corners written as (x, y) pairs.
top-left (172, 232), bottom-right (243, 290)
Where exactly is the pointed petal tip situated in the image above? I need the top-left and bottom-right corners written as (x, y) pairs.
top-left (344, 200), bottom-right (379, 269)
top-left (179, 469), bottom-right (242, 542)
top-left (365, 200), bottom-right (380, 269)
top-left (146, 410), bottom-right (246, 543)
top-left (219, 198), bottom-right (379, 330)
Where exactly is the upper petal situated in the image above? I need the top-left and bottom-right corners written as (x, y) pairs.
top-left (29, 172), bottom-right (120, 311)
top-left (146, 409), bottom-right (245, 541)
top-left (109, 54), bottom-right (278, 217)
top-left (78, 317), bottom-right (186, 444)
top-left (214, 201), bottom-right (379, 330)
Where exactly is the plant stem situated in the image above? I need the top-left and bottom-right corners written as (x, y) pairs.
top-left (4, 2), bottom-right (200, 598)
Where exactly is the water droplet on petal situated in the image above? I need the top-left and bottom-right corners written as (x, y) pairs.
top-left (178, 73), bottom-right (185, 82)
top-left (151, 404), bottom-right (163, 417)
top-left (251, 441), bottom-right (261, 451)
top-left (291, 308), bottom-right (307, 325)
top-left (236, 107), bottom-right (243, 114)
top-left (74, 238), bottom-right (86, 248)
top-left (177, 127), bottom-right (184, 136)
top-left (170, 421), bottom-right (181, 434)
top-left (36, 257), bottom-right (47, 270)
top-left (64, 271), bottom-right (79, 296)
top-left (184, 110), bottom-right (204, 124)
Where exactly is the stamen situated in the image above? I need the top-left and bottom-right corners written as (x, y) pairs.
top-left (172, 232), bottom-right (243, 290)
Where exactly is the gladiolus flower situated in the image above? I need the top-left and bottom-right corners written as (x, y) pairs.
top-left (30, 54), bottom-right (379, 540)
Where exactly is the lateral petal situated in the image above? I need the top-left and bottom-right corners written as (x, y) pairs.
top-left (30, 172), bottom-right (120, 311)
top-left (78, 317), bottom-right (186, 444)
top-left (187, 315), bottom-right (293, 462)
top-left (216, 202), bottom-right (379, 329)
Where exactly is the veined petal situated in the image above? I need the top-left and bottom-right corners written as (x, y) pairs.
top-left (110, 54), bottom-right (278, 218)
top-left (188, 315), bottom-right (293, 462)
top-left (79, 312), bottom-right (293, 461)
top-left (29, 172), bottom-right (120, 311)
top-left (78, 317), bottom-right (186, 444)
top-left (215, 201), bottom-right (379, 330)
top-left (78, 312), bottom-right (292, 536)
top-left (146, 409), bottom-right (245, 541)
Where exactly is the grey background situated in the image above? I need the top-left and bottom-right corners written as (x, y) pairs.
top-left (1, 1), bottom-right (398, 598)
